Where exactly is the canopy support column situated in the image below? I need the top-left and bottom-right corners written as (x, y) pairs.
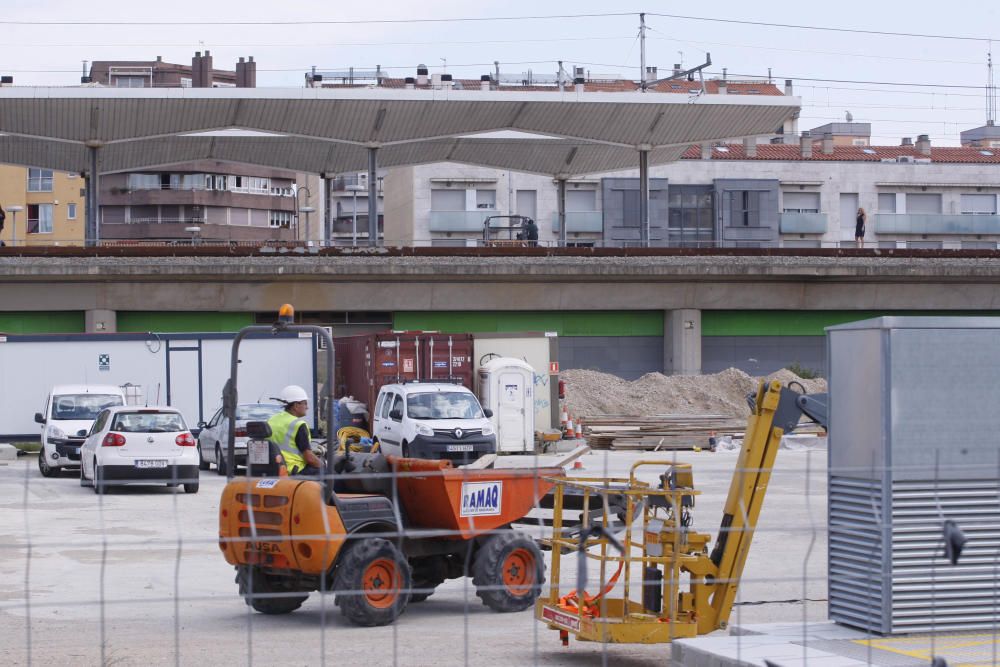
top-left (638, 148), bottom-right (650, 248)
top-left (367, 146), bottom-right (379, 247)
top-left (557, 176), bottom-right (568, 248)
top-left (86, 144), bottom-right (101, 247)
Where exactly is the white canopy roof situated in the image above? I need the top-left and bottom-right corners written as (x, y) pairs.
top-left (0, 87), bottom-right (799, 176)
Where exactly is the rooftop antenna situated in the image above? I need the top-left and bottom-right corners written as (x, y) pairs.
top-left (639, 13), bottom-right (647, 92)
top-left (440, 57), bottom-right (447, 72)
top-left (988, 47), bottom-right (996, 127)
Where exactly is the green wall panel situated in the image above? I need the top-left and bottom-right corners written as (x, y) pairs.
top-left (393, 311), bottom-right (664, 337)
top-left (0, 312), bottom-right (85, 334)
top-left (703, 310), bottom-right (1000, 337)
top-left (117, 312), bottom-right (254, 333)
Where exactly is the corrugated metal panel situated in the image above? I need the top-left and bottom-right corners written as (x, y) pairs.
top-left (829, 475), bottom-right (1000, 634)
top-left (829, 476), bottom-right (888, 633)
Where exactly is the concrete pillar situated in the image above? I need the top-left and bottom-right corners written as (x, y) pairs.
top-left (638, 148), bottom-right (650, 247)
top-left (367, 147), bottom-right (379, 246)
top-left (664, 309), bottom-right (701, 376)
top-left (556, 177), bottom-right (568, 247)
top-left (86, 309), bottom-right (117, 333)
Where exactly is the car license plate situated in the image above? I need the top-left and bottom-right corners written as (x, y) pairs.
top-left (447, 444), bottom-right (474, 452)
top-left (135, 459), bottom-right (168, 469)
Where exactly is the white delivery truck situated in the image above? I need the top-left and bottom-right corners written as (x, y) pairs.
top-left (0, 331), bottom-right (319, 451)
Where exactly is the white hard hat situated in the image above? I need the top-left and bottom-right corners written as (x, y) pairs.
top-left (278, 385), bottom-right (309, 404)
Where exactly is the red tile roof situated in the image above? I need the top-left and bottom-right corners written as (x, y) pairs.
top-left (680, 143), bottom-right (1000, 164)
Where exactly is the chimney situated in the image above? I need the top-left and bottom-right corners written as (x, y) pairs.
top-left (236, 57), bottom-right (245, 87)
top-left (404, 77), bottom-right (416, 90)
top-left (245, 56), bottom-right (256, 88)
top-left (191, 52), bottom-right (202, 87)
top-left (822, 132), bottom-right (834, 155)
top-left (416, 65), bottom-right (429, 87)
top-left (916, 134), bottom-right (931, 156)
top-left (744, 137), bottom-right (757, 158)
top-left (201, 50), bottom-right (213, 88)
top-left (440, 73), bottom-right (453, 89)
top-left (673, 63), bottom-right (682, 76)
top-left (644, 66), bottom-right (657, 83)
top-left (718, 80), bottom-right (727, 95)
top-left (480, 74), bottom-right (491, 91)
top-left (784, 79), bottom-right (793, 96)
top-left (800, 131), bottom-right (813, 158)
top-left (0, 75), bottom-right (13, 87)
top-left (901, 137), bottom-right (913, 147)
top-left (574, 76), bottom-right (584, 93)
top-left (700, 143), bottom-right (712, 160)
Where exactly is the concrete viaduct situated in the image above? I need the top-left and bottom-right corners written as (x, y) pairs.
top-left (3, 253), bottom-right (999, 375)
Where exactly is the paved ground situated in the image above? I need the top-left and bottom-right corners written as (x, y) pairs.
top-left (0, 445), bottom-right (828, 666)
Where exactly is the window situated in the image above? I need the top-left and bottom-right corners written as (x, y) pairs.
top-left (113, 75), bottom-right (147, 88)
top-left (390, 395), bottom-right (404, 421)
top-left (906, 193), bottom-right (942, 214)
top-left (878, 193), bottom-right (897, 213)
top-left (431, 189), bottom-right (464, 211)
top-left (27, 203), bottom-right (53, 234)
top-left (476, 189), bottom-right (496, 209)
top-left (127, 173), bottom-right (160, 190)
top-left (515, 190), bottom-right (537, 218)
top-left (215, 175), bottom-right (228, 191)
top-left (566, 189), bottom-right (597, 212)
top-left (667, 185), bottom-right (714, 245)
top-left (27, 168), bottom-right (53, 192)
top-left (961, 194), bottom-right (997, 215)
top-left (781, 192), bottom-right (820, 213)
top-left (407, 392), bottom-right (484, 419)
top-left (269, 211), bottom-right (293, 228)
top-left (67, 203), bottom-right (77, 220)
top-left (730, 190), bottom-right (762, 227)
top-left (619, 189), bottom-right (641, 228)
top-left (380, 393), bottom-right (394, 419)
top-left (247, 177), bottom-right (270, 194)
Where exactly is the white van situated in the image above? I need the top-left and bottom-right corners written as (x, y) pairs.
top-left (35, 384), bottom-right (127, 477)
top-left (372, 382), bottom-right (497, 464)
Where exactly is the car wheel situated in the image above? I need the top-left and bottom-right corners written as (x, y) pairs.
top-left (198, 444), bottom-right (210, 471)
top-left (38, 451), bottom-right (55, 478)
top-left (402, 442), bottom-right (411, 458)
top-left (184, 482), bottom-right (199, 494)
top-left (215, 444), bottom-right (227, 476)
top-left (80, 461), bottom-right (93, 487)
top-left (94, 461), bottom-right (107, 495)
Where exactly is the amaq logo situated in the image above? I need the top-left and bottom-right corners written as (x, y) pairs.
top-left (454, 428), bottom-right (463, 439)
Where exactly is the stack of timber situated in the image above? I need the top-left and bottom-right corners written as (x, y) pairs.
top-left (582, 414), bottom-right (746, 451)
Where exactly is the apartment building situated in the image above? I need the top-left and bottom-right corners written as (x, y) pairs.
top-left (0, 165), bottom-right (86, 246)
top-left (383, 120), bottom-right (1000, 249)
top-left (86, 53), bottom-right (310, 244)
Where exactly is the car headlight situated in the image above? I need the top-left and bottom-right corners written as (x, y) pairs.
top-left (481, 423), bottom-right (495, 437)
top-left (415, 423), bottom-right (434, 437)
top-left (49, 426), bottom-right (66, 440)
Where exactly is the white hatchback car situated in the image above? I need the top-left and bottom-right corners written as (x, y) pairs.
top-left (372, 382), bottom-right (496, 464)
top-left (79, 406), bottom-right (200, 494)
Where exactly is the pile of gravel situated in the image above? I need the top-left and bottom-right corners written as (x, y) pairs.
top-left (561, 367), bottom-right (827, 419)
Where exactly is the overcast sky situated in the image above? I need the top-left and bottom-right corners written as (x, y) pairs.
top-left (3, 0), bottom-right (999, 146)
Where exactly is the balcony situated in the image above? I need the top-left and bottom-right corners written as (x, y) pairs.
top-left (875, 213), bottom-right (1000, 235)
top-left (779, 212), bottom-right (828, 234)
top-left (551, 211), bottom-right (603, 233)
top-left (428, 210), bottom-right (495, 232)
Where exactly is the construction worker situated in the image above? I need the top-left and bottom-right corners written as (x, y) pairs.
top-left (268, 385), bottom-right (323, 476)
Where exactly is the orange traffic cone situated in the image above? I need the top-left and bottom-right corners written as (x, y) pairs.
top-left (565, 415), bottom-right (576, 439)
top-left (573, 458), bottom-right (586, 470)
top-left (577, 417), bottom-right (585, 438)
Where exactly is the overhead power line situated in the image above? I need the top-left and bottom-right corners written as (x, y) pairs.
top-left (646, 12), bottom-right (998, 43)
top-left (0, 11), bottom-right (634, 26)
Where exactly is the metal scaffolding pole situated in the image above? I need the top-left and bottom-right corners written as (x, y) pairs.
top-left (367, 147), bottom-right (379, 247)
top-left (638, 148), bottom-right (650, 247)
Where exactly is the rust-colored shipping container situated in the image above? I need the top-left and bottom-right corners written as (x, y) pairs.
top-left (333, 331), bottom-right (475, 418)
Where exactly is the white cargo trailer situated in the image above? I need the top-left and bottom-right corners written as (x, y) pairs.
top-left (0, 332), bottom-right (318, 440)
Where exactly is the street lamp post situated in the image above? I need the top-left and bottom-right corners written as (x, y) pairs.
top-left (6, 205), bottom-right (24, 247)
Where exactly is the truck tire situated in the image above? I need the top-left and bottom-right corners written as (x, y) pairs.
top-left (38, 452), bottom-right (56, 478)
top-left (236, 565), bottom-right (308, 615)
top-left (333, 538), bottom-right (411, 626)
top-left (472, 531), bottom-right (545, 612)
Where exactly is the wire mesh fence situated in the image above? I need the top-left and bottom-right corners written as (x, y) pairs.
top-left (2, 435), bottom-right (998, 666)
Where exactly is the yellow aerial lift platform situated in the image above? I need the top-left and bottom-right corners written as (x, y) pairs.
top-left (536, 379), bottom-right (827, 644)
